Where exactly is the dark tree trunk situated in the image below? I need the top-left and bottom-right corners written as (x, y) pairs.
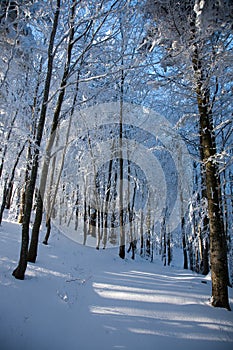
top-left (12, 158), bottom-right (38, 279)
top-left (202, 237), bottom-right (209, 275)
top-left (167, 230), bottom-right (171, 266)
top-left (83, 198), bottom-right (88, 246)
top-left (140, 210), bottom-right (144, 256)
top-left (12, 0), bottom-right (61, 280)
top-left (193, 48), bottom-right (230, 309)
top-left (5, 182), bottom-right (13, 209)
top-left (182, 217), bottom-right (188, 269)
top-left (43, 216), bottom-right (51, 245)
top-left (200, 127), bottom-right (230, 309)
top-left (74, 185), bottom-right (81, 231)
top-left (188, 240), bottom-right (194, 271)
top-left (163, 228), bottom-right (166, 266)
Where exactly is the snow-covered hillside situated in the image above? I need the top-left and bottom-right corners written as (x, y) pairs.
top-left (0, 220), bottom-right (233, 350)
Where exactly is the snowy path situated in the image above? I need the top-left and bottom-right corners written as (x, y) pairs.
top-left (0, 220), bottom-right (233, 350)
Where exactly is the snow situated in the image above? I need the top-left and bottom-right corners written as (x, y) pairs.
top-left (0, 220), bottom-right (233, 350)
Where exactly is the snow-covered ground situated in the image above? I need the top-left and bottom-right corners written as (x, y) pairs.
top-left (0, 220), bottom-right (233, 350)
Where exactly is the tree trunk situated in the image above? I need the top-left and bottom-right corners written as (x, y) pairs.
top-left (75, 186), bottom-right (80, 231)
top-left (27, 193), bottom-right (43, 262)
top-left (163, 224), bottom-right (166, 266)
top-left (167, 229), bottom-right (171, 266)
top-left (12, 0), bottom-right (61, 280)
top-left (202, 237), bottom-right (209, 275)
top-left (42, 139), bottom-right (58, 245)
top-left (27, 0), bottom-right (76, 262)
top-left (181, 217), bottom-right (188, 269)
top-left (102, 157), bottom-right (113, 248)
top-left (118, 122), bottom-right (125, 258)
top-left (0, 142), bottom-right (26, 225)
top-left (18, 186), bottom-right (26, 224)
top-left (83, 194), bottom-right (88, 246)
top-left (118, 47), bottom-right (125, 259)
top-left (12, 157), bottom-right (38, 279)
top-left (200, 139), bottom-right (210, 275)
top-left (200, 126), bottom-right (230, 309)
top-left (118, 162), bottom-right (125, 258)
top-left (194, 50), bottom-right (230, 309)
top-left (140, 210), bottom-right (144, 256)
top-left (43, 216), bottom-right (51, 245)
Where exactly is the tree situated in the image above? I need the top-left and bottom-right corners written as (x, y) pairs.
top-left (27, 0), bottom-right (77, 263)
top-left (12, 0), bottom-right (61, 280)
top-left (142, 0), bottom-right (232, 309)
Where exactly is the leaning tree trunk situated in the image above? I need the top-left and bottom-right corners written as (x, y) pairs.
top-left (12, 0), bottom-right (61, 280)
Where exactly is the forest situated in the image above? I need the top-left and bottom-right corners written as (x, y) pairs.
top-left (0, 0), bottom-right (233, 313)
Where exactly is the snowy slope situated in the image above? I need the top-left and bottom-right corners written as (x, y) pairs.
top-left (0, 220), bottom-right (233, 350)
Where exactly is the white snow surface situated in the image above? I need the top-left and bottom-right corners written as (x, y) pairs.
top-left (0, 220), bottom-right (233, 350)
